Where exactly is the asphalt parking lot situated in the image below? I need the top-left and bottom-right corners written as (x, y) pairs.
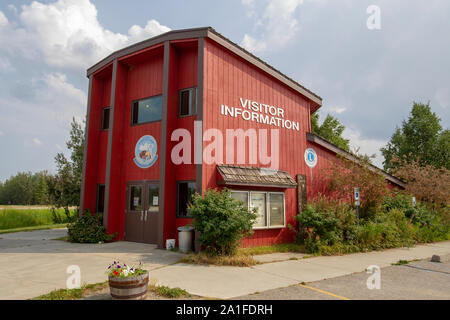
top-left (235, 254), bottom-right (450, 300)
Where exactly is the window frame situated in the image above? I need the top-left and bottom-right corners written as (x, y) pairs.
top-left (231, 190), bottom-right (286, 230)
top-left (101, 107), bottom-right (111, 131)
top-left (178, 87), bottom-right (197, 118)
top-left (130, 94), bottom-right (163, 126)
top-left (176, 180), bottom-right (196, 218)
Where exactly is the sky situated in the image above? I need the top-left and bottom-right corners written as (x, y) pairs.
top-left (0, 0), bottom-right (449, 181)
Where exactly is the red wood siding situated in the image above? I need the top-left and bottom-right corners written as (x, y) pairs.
top-left (202, 38), bottom-right (311, 247)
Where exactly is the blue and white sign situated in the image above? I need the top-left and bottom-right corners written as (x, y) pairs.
top-left (134, 135), bottom-right (158, 169)
top-left (304, 148), bottom-right (317, 168)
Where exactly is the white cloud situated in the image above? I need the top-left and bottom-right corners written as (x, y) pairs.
top-left (128, 19), bottom-right (171, 43)
top-left (0, 0), bottom-right (171, 70)
top-left (32, 138), bottom-right (42, 146)
top-left (7, 5), bottom-right (17, 15)
top-left (241, 0), bottom-right (304, 54)
top-left (0, 130), bottom-right (4, 136)
top-left (0, 72), bottom-right (87, 136)
top-left (0, 11), bottom-right (8, 27)
top-left (328, 106), bottom-right (347, 114)
top-left (343, 128), bottom-right (387, 169)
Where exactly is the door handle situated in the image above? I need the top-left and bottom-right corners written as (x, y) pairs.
top-left (144, 210), bottom-right (148, 221)
top-left (140, 211), bottom-right (143, 221)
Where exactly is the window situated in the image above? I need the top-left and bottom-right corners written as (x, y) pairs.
top-left (147, 185), bottom-right (159, 213)
top-left (131, 95), bottom-right (162, 125)
top-left (101, 107), bottom-right (110, 130)
top-left (177, 181), bottom-right (196, 217)
top-left (96, 184), bottom-right (105, 214)
top-left (129, 185), bottom-right (143, 211)
top-left (179, 87), bottom-right (197, 117)
top-left (231, 191), bottom-right (285, 229)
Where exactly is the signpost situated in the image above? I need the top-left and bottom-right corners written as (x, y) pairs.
top-left (354, 187), bottom-right (360, 225)
top-left (412, 197), bottom-right (416, 208)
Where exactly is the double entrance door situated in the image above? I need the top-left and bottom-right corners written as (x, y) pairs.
top-left (125, 181), bottom-right (159, 244)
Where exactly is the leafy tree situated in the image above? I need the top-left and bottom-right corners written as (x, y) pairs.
top-left (53, 117), bottom-right (85, 218)
top-left (381, 102), bottom-right (449, 171)
top-left (0, 172), bottom-right (35, 205)
top-left (311, 112), bottom-right (350, 151)
top-left (391, 157), bottom-right (450, 211)
top-left (322, 153), bottom-right (390, 219)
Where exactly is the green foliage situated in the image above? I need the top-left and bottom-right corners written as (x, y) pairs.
top-left (67, 210), bottom-right (115, 243)
top-left (152, 285), bottom-right (190, 298)
top-left (0, 208), bottom-right (72, 230)
top-left (0, 171), bottom-right (54, 205)
top-left (189, 188), bottom-right (257, 256)
top-left (311, 112), bottom-right (350, 151)
top-left (381, 102), bottom-right (449, 171)
top-left (51, 117), bottom-right (85, 214)
top-left (295, 195), bottom-right (449, 255)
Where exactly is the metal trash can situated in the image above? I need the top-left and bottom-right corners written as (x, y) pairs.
top-left (177, 226), bottom-right (194, 253)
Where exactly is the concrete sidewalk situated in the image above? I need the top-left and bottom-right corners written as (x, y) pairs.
top-left (151, 241), bottom-right (450, 299)
top-left (1, 228), bottom-right (449, 299)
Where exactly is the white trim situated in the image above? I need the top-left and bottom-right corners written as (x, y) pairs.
top-left (230, 190), bottom-right (286, 230)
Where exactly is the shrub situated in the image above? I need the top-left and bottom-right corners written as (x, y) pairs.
top-left (295, 195), bottom-right (448, 255)
top-left (67, 210), bottom-right (115, 243)
top-left (189, 188), bottom-right (257, 256)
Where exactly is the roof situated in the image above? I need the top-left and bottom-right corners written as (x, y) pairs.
top-left (86, 27), bottom-right (322, 110)
top-left (306, 132), bottom-right (406, 188)
top-left (217, 165), bottom-right (297, 189)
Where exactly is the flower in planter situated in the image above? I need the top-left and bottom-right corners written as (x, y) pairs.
top-left (106, 260), bottom-right (147, 278)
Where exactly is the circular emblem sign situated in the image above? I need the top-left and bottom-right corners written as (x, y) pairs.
top-left (134, 135), bottom-right (158, 169)
top-left (304, 148), bottom-right (317, 168)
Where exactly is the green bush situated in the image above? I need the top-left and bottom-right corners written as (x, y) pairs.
top-left (295, 195), bottom-right (449, 255)
top-left (67, 210), bottom-right (115, 243)
top-left (189, 188), bottom-right (257, 256)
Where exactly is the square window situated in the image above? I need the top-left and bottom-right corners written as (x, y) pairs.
top-left (177, 181), bottom-right (196, 217)
top-left (179, 87), bottom-right (197, 117)
top-left (132, 95), bottom-right (162, 125)
top-left (101, 107), bottom-right (110, 130)
top-left (231, 190), bottom-right (285, 229)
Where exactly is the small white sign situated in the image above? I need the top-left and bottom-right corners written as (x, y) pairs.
top-left (354, 188), bottom-right (360, 200)
top-left (304, 148), bottom-right (318, 168)
top-left (133, 197), bottom-right (140, 207)
top-left (153, 196), bottom-right (159, 206)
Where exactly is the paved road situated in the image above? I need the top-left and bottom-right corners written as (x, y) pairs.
top-left (1, 229), bottom-right (449, 300)
top-left (0, 229), bottom-right (184, 299)
top-left (235, 254), bottom-right (450, 300)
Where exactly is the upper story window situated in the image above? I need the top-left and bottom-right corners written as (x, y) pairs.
top-left (131, 95), bottom-right (162, 125)
top-left (179, 87), bottom-right (197, 117)
top-left (101, 107), bottom-right (110, 130)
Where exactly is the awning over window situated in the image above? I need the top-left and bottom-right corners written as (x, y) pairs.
top-left (217, 165), bottom-right (297, 189)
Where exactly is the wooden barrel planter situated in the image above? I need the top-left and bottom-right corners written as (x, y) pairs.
top-left (108, 272), bottom-right (149, 300)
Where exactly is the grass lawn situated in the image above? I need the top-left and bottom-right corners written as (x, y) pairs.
top-left (0, 223), bottom-right (68, 234)
top-left (180, 243), bottom-right (306, 267)
top-left (0, 207), bottom-right (75, 231)
top-left (31, 280), bottom-right (193, 300)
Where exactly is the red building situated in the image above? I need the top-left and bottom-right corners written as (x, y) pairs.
top-left (80, 27), bottom-right (404, 248)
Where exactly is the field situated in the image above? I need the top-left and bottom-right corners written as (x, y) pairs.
top-left (0, 206), bottom-right (76, 231)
